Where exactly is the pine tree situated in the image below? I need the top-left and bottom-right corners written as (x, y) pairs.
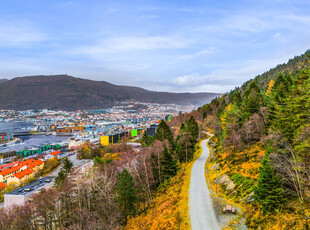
top-left (185, 116), bottom-right (199, 141)
top-left (271, 70), bottom-right (309, 144)
top-left (254, 151), bottom-right (286, 213)
top-left (141, 131), bottom-right (154, 147)
top-left (161, 148), bottom-right (178, 181)
top-left (176, 116), bottom-right (200, 162)
top-left (62, 157), bottom-right (73, 174)
top-left (151, 152), bottom-right (161, 187)
top-left (55, 169), bottom-right (67, 187)
top-left (116, 169), bottom-right (137, 224)
top-left (242, 81), bottom-right (264, 117)
top-left (155, 120), bottom-right (175, 148)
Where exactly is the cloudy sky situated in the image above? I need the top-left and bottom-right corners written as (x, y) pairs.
top-left (0, 0), bottom-right (310, 93)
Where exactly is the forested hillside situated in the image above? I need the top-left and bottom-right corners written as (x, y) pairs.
top-left (201, 50), bottom-right (310, 229)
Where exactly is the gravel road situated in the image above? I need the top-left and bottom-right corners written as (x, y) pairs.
top-left (189, 138), bottom-right (220, 230)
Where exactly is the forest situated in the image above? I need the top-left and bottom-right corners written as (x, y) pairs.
top-left (201, 50), bottom-right (310, 229)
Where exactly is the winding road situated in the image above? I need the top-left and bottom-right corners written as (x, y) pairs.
top-left (189, 137), bottom-right (219, 230)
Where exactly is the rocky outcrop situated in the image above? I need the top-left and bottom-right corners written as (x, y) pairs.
top-left (215, 174), bottom-right (235, 191)
top-left (226, 181), bottom-right (236, 191)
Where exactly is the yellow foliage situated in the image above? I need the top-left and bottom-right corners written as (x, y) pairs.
top-left (206, 133), bottom-right (308, 229)
top-left (266, 79), bottom-right (275, 96)
top-left (125, 143), bottom-right (204, 230)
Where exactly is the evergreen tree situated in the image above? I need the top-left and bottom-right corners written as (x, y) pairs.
top-left (155, 120), bottom-right (175, 148)
top-left (151, 152), bottom-right (161, 187)
top-left (141, 131), bottom-right (154, 147)
top-left (176, 131), bottom-right (192, 162)
top-left (55, 169), bottom-right (67, 187)
top-left (242, 81), bottom-right (264, 117)
top-left (176, 116), bottom-right (200, 162)
top-left (62, 157), bottom-right (73, 174)
top-left (254, 151), bottom-right (286, 213)
top-left (267, 73), bottom-right (293, 124)
top-left (116, 169), bottom-right (137, 224)
top-left (271, 70), bottom-right (309, 144)
top-left (160, 148), bottom-right (178, 181)
top-left (185, 116), bottom-right (199, 141)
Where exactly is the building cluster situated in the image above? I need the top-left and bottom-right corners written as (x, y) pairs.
top-left (0, 158), bottom-right (44, 187)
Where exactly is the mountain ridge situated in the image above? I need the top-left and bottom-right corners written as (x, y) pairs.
top-left (0, 75), bottom-right (221, 110)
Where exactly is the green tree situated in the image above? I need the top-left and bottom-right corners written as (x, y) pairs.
top-left (176, 116), bottom-right (200, 162)
top-left (55, 169), bottom-right (67, 187)
top-left (151, 152), bottom-right (161, 187)
top-left (254, 151), bottom-right (286, 213)
top-left (271, 70), bottom-right (310, 144)
top-left (185, 116), bottom-right (199, 141)
top-left (155, 120), bottom-right (175, 149)
top-left (116, 169), bottom-right (137, 224)
top-left (242, 81), bottom-right (264, 117)
top-left (161, 148), bottom-right (178, 181)
top-left (141, 131), bottom-right (154, 147)
top-left (62, 157), bottom-right (73, 174)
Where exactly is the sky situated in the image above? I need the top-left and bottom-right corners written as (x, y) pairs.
top-left (0, 0), bottom-right (309, 93)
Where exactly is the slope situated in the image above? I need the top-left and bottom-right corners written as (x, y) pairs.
top-left (0, 75), bottom-right (221, 110)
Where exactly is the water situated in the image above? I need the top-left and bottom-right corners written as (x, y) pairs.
top-left (0, 122), bottom-right (68, 153)
top-left (0, 121), bottom-right (34, 133)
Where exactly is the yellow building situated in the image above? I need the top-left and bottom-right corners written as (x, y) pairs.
top-left (101, 136), bottom-right (109, 146)
top-left (7, 168), bottom-right (35, 185)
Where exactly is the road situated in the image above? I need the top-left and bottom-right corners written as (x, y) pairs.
top-left (189, 138), bottom-right (219, 230)
top-left (0, 153), bottom-right (92, 209)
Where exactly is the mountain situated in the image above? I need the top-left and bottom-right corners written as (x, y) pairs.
top-left (0, 75), bottom-right (221, 110)
top-left (0, 79), bottom-right (8, 84)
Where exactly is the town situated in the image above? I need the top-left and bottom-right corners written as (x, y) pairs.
top-left (0, 102), bottom-right (194, 209)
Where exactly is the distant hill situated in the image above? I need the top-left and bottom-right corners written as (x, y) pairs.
top-left (0, 79), bottom-right (8, 84)
top-left (0, 75), bottom-right (221, 110)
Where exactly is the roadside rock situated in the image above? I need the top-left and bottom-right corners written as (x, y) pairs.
top-left (246, 191), bottom-right (255, 203)
top-left (211, 163), bottom-right (220, 170)
top-left (215, 174), bottom-right (230, 186)
top-left (226, 181), bottom-right (236, 191)
top-left (240, 191), bottom-right (255, 203)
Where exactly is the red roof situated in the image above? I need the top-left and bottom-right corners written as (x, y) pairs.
top-left (0, 182), bottom-right (7, 190)
top-left (13, 168), bottom-right (34, 179)
top-left (0, 159), bottom-right (44, 176)
top-left (0, 161), bottom-right (19, 170)
top-left (50, 151), bottom-right (61, 156)
top-left (0, 165), bottom-right (21, 176)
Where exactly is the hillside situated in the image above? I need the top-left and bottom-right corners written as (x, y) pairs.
top-left (199, 50), bottom-right (310, 229)
top-left (0, 79), bottom-right (8, 84)
top-left (0, 75), bottom-right (220, 110)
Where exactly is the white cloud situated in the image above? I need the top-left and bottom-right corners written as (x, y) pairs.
top-left (0, 22), bottom-right (47, 47)
top-left (165, 55), bottom-right (292, 93)
top-left (77, 36), bottom-right (189, 54)
top-left (179, 47), bottom-right (214, 59)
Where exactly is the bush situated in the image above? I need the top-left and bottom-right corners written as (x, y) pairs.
top-left (40, 157), bottom-right (60, 176)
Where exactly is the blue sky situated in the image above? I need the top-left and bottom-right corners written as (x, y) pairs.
top-left (0, 0), bottom-right (309, 93)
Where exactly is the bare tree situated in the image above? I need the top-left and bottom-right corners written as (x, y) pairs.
top-left (270, 133), bottom-right (309, 228)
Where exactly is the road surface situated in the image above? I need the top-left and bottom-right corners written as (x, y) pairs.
top-left (189, 138), bottom-right (219, 230)
top-left (0, 153), bottom-right (92, 209)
